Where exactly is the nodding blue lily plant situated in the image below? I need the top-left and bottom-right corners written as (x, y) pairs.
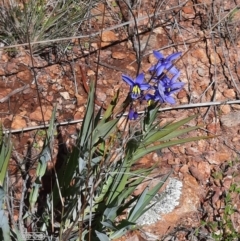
top-left (122, 50), bottom-right (184, 116)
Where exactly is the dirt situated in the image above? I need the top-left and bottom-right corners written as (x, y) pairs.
top-left (1, 0), bottom-right (240, 240)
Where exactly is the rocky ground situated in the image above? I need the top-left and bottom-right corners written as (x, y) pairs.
top-left (1, 0), bottom-right (240, 240)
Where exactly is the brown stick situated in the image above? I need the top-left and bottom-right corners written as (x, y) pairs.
top-left (0, 84), bottom-right (30, 103)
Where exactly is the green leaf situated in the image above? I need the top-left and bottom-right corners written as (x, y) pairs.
top-left (132, 135), bottom-right (212, 162)
top-left (92, 119), bottom-right (118, 146)
top-left (80, 81), bottom-right (95, 147)
top-left (142, 115), bottom-right (197, 147)
top-left (154, 125), bottom-right (200, 142)
top-left (0, 124), bottom-right (12, 186)
top-left (99, 90), bottom-right (119, 125)
top-left (95, 230), bottom-right (110, 241)
top-left (128, 172), bottom-right (171, 222)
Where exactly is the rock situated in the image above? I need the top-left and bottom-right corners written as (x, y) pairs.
top-left (139, 174), bottom-right (201, 239)
top-left (191, 49), bottom-right (208, 63)
top-left (74, 110), bottom-right (84, 120)
top-left (112, 51), bottom-right (127, 59)
top-left (221, 111), bottom-right (240, 127)
top-left (197, 67), bottom-right (205, 77)
top-left (210, 52), bottom-right (221, 64)
top-left (87, 69), bottom-right (95, 76)
top-left (17, 69), bottom-right (33, 83)
top-left (29, 106), bottom-right (53, 121)
top-left (6, 61), bottom-right (18, 73)
top-left (11, 115), bottom-right (27, 129)
top-left (0, 88), bottom-right (12, 100)
top-left (60, 92), bottom-right (70, 100)
top-left (223, 89), bottom-right (236, 99)
top-left (205, 151), bottom-right (231, 164)
top-left (182, 6), bottom-right (194, 14)
top-left (96, 92), bottom-right (106, 102)
top-left (153, 27), bottom-right (164, 34)
top-left (101, 30), bottom-right (118, 42)
top-left (220, 105), bottom-right (231, 114)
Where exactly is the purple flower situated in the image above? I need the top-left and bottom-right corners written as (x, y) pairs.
top-left (149, 50), bottom-right (182, 76)
top-left (128, 109), bottom-right (138, 120)
top-left (122, 73), bottom-right (150, 99)
top-left (157, 73), bottom-right (184, 104)
top-left (145, 73), bottom-right (184, 105)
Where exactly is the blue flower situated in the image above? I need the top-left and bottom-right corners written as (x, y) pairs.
top-left (145, 73), bottom-right (184, 105)
top-left (128, 109), bottom-right (138, 120)
top-left (149, 50), bottom-right (182, 76)
top-left (156, 73), bottom-right (184, 104)
top-left (122, 73), bottom-right (150, 99)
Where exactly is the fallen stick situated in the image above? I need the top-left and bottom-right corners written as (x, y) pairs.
top-left (0, 84), bottom-right (30, 103)
top-left (2, 99), bottom-right (240, 134)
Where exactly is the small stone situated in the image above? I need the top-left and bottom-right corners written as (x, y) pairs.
top-left (60, 92), bottom-right (70, 100)
top-left (220, 105), bottom-right (231, 114)
top-left (148, 54), bottom-right (156, 64)
top-left (6, 62), bottom-right (18, 73)
top-left (91, 43), bottom-right (98, 49)
top-left (101, 30), bottom-right (118, 42)
top-left (112, 51), bottom-right (127, 59)
top-left (221, 111), bottom-right (240, 127)
top-left (74, 111), bottom-right (83, 120)
top-left (30, 106), bottom-right (53, 121)
top-left (75, 94), bottom-right (85, 106)
top-left (232, 136), bottom-right (240, 142)
top-left (205, 151), bottom-right (231, 165)
top-left (87, 70), bottom-right (95, 76)
top-left (182, 6), bottom-right (194, 14)
top-left (0, 88), bottom-right (12, 100)
top-left (179, 96), bottom-right (188, 104)
top-left (153, 27), bottom-right (164, 34)
top-left (177, 89), bottom-right (187, 99)
top-left (232, 104), bottom-right (240, 110)
top-left (179, 164), bottom-right (189, 174)
top-left (11, 115), bottom-right (27, 129)
top-left (197, 67), bottom-right (205, 77)
top-left (210, 52), bottom-right (221, 64)
top-left (65, 104), bottom-right (75, 109)
top-left (191, 49), bottom-right (208, 62)
top-left (223, 89), bottom-right (236, 99)
top-left (97, 92), bottom-right (106, 102)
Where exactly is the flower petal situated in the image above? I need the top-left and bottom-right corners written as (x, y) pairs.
top-left (156, 65), bottom-right (165, 76)
top-left (144, 93), bottom-right (154, 101)
top-left (166, 52), bottom-right (182, 62)
top-left (165, 95), bottom-right (175, 104)
top-left (157, 83), bottom-right (166, 100)
top-left (135, 73), bottom-right (145, 84)
top-left (128, 109), bottom-right (138, 120)
top-left (122, 74), bottom-right (134, 86)
top-left (171, 82), bottom-right (184, 90)
top-left (171, 72), bottom-right (181, 83)
top-left (139, 83), bottom-right (150, 90)
top-left (169, 66), bottom-right (180, 75)
top-left (153, 50), bottom-right (164, 60)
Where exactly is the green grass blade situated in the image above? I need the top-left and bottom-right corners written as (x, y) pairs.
top-left (132, 135), bottom-right (213, 162)
top-left (142, 115), bottom-right (197, 146)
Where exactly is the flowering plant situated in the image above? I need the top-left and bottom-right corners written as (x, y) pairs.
top-left (7, 50), bottom-right (211, 241)
top-left (123, 50), bottom-right (185, 119)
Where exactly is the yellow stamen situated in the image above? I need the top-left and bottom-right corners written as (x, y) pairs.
top-left (148, 100), bottom-right (154, 106)
top-left (132, 85), bottom-right (141, 95)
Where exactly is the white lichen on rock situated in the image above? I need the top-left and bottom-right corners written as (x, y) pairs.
top-left (136, 178), bottom-right (183, 225)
